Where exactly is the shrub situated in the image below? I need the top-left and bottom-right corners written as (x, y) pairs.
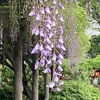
top-left (50, 80), bottom-right (100, 100)
top-left (0, 86), bottom-right (14, 100)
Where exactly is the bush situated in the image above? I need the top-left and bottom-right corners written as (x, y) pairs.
top-left (50, 80), bottom-right (100, 100)
top-left (0, 86), bottom-right (14, 100)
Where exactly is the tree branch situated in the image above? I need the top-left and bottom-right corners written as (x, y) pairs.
top-left (24, 56), bottom-right (32, 70)
top-left (4, 59), bottom-right (14, 71)
top-left (4, 48), bottom-right (15, 66)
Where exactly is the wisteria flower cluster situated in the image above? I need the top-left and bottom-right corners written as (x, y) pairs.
top-left (0, 22), bottom-right (3, 63)
top-left (29, 0), bottom-right (66, 91)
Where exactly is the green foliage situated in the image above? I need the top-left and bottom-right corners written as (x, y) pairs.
top-left (0, 86), bottom-right (14, 100)
top-left (79, 0), bottom-right (100, 24)
top-left (50, 80), bottom-right (100, 100)
top-left (78, 55), bottom-right (100, 83)
top-left (87, 35), bottom-right (100, 58)
top-left (75, 3), bottom-right (90, 59)
top-left (75, 3), bottom-right (88, 33)
top-left (61, 59), bottom-right (68, 74)
top-left (1, 65), bottom-right (14, 85)
top-left (24, 61), bottom-right (32, 90)
top-left (89, 0), bottom-right (100, 23)
top-left (0, 64), bottom-right (14, 100)
top-left (79, 55), bottom-right (100, 70)
top-left (61, 59), bottom-right (76, 80)
top-left (39, 57), bottom-right (100, 100)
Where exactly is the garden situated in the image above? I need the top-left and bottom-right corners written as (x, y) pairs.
top-left (0, 0), bottom-right (100, 100)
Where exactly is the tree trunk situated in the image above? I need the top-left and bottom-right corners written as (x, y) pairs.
top-left (14, 34), bottom-right (23, 100)
top-left (44, 73), bottom-right (49, 100)
top-left (0, 64), bottom-right (2, 88)
top-left (32, 54), bottom-right (39, 100)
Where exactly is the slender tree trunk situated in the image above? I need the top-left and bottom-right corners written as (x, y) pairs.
top-left (44, 73), bottom-right (49, 100)
top-left (14, 34), bottom-right (23, 100)
top-left (0, 64), bottom-right (2, 88)
top-left (32, 54), bottom-right (39, 100)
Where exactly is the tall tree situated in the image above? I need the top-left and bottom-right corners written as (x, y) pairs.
top-left (14, 33), bottom-right (23, 100)
top-left (32, 54), bottom-right (39, 100)
top-left (0, 0), bottom-right (33, 99)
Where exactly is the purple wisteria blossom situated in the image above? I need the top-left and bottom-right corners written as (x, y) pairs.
top-left (29, 0), bottom-right (66, 91)
top-left (31, 43), bottom-right (39, 54)
top-left (34, 60), bottom-right (39, 69)
top-left (36, 14), bottom-right (41, 20)
top-left (42, 33), bottom-right (46, 38)
top-left (56, 87), bottom-right (61, 92)
top-left (58, 53), bottom-right (64, 60)
top-left (50, 5), bottom-right (55, 10)
top-left (0, 42), bottom-right (2, 44)
top-left (35, 28), bottom-right (40, 35)
top-left (52, 53), bottom-right (57, 61)
top-left (45, 45), bottom-right (52, 51)
top-left (55, 9), bottom-right (58, 14)
top-left (58, 37), bottom-right (64, 44)
top-left (39, 0), bottom-right (43, 4)
top-left (56, 43), bottom-right (61, 49)
top-left (29, 9), bottom-right (35, 16)
top-left (50, 42), bottom-right (54, 48)
top-left (32, 27), bottom-right (36, 35)
top-left (58, 81), bottom-right (64, 87)
top-left (32, 27), bottom-right (40, 35)
top-left (41, 50), bottom-right (47, 56)
top-left (39, 29), bottom-right (44, 37)
top-left (45, 7), bottom-right (51, 14)
top-left (46, 81), bottom-right (55, 88)
top-left (47, 59), bottom-right (52, 65)
top-left (45, 22), bottom-right (52, 30)
top-left (60, 45), bottom-right (66, 51)
top-left (53, 71), bottom-right (62, 77)
top-left (51, 21), bottom-right (56, 27)
top-left (45, 16), bottom-right (52, 24)
top-left (59, 26), bottom-right (63, 34)
top-left (39, 44), bottom-right (44, 51)
top-left (54, 76), bottom-right (59, 82)
top-left (40, 8), bottom-right (45, 14)
top-left (40, 58), bottom-right (45, 66)
top-left (57, 65), bottom-right (63, 72)
top-left (57, 59), bottom-right (62, 65)
top-left (59, 14), bottom-right (64, 22)
top-left (58, 2), bottom-right (64, 9)
top-left (52, 0), bottom-right (56, 5)
top-left (43, 67), bottom-right (51, 73)
top-left (41, 50), bottom-right (51, 57)
top-left (49, 31), bottom-right (54, 38)
top-left (44, 36), bottom-right (51, 44)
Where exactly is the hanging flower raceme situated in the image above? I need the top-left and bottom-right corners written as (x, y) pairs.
top-left (29, 0), bottom-right (66, 91)
top-left (0, 21), bottom-right (3, 64)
